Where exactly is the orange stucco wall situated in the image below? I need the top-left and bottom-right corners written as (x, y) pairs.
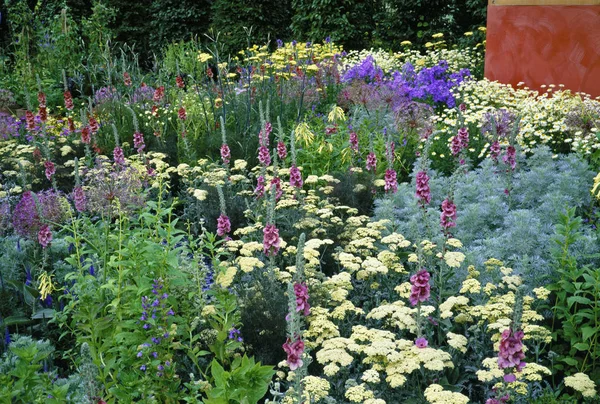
top-left (484, 5), bottom-right (600, 97)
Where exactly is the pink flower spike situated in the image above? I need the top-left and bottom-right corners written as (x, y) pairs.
top-left (216, 214), bottom-right (231, 237)
top-left (384, 169), bottom-right (398, 193)
top-left (263, 223), bottom-right (280, 256)
top-left (277, 141), bottom-right (287, 160)
top-left (282, 337), bottom-right (304, 370)
top-left (415, 171), bottom-right (431, 205)
top-left (366, 152), bottom-right (377, 172)
top-left (440, 198), bottom-right (457, 230)
top-left (220, 143), bottom-right (231, 165)
top-left (289, 165), bottom-right (303, 189)
top-left (38, 225), bottom-right (52, 249)
top-left (409, 269), bottom-right (431, 306)
top-left (294, 282), bottom-right (310, 316)
top-left (44, 161), bottom-right (56, 181)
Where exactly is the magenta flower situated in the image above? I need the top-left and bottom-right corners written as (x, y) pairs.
top-left (294, 282), bottom-right (310, 316)
top-left (255, 175), bottom-right (266, 198)
top-left (216, 214), bottom-right (231, 237)
top-left (282, 337), bottom-right (304, 370)
top-left (176, 75), bottom-right (185, 89)
top-left (258, 145), bottom-right (271, 166)
top-left (38, 224), bottom-right (52, 249)
top-left (349, 131), bottom-right (359, 153)
top-left (503, 145), bottom-right (517, 170)
top-left (113, 146), bottom-right (125, 166)
top-left (264, 122), bottom-right (273, 137)
top-left (459, 103), bottom-right (467, 113)
top-left (289, 165), bottom-right (303, 189)
top-left (415, 171), bottom-right (431, 205)
top-left (498, 328), bottom-right (526, 371)
top-left (409, 269), bottom-right (431, 306)
top-left (384, 169), bottom-right (398, 193)
top-left (44, 161), bottom-right (55, 181)
top-left (440, 198), bottom-right (457, 229)
top-left (263, 223), bottom-right (280, 256)
top-left (277, 141), bottom-right (287, 160)
top-left (220, 143), bottom-right (231, 165)
top-left (133, 131), bottom-right (145, 153)
top-left (490, 141), bottom-right (501, 162)
top-left (366, 152), bottom-right (377, 172)
top-left (415, 337), bottom-right (428, 348)
top-left (73, 186), bottom-right (87, 212)
top-left (503, 373), bottom-right (517, 383)
top-left (451, 127), bottom-right (469, 156)
top-left (270, 177), bottom-right (283, 200)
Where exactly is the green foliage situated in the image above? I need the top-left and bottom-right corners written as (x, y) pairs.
top-left (547, 207), bottom-right (600, 382)
top-left (204, 355), bottom-right (275, 404)
top-left (210, 0), bottom-right (292, 56)
top-left (0, 335), bottom-right (79, 403)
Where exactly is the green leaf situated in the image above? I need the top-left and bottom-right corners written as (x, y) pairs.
top-left (561, 357), bottom-right (579, 366)
top-left (31, 309), bottom-right (55, 319)
top-left (567, 296), bottom-right (592, 308)
top-left (582, 326), bottom-right (596, 341)
top-left (574, 342), bottom-right (590, 351)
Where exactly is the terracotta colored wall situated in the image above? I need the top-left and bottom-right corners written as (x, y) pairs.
top-left (485, 5), bottom-right (600, 97)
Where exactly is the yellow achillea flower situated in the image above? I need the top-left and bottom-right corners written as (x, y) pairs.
top-left (424, 384), bottom-right (469, 404)
top-left (564, 373), bottom-right (597, 397)
top-left (216, 266), bottom-right (237, 288)
top-left (38, 271), bottom-right (56, 301)
top-left (302, 376), bottom-right (330, 401)
top-left (444, 251), bottom-right (465, 268)
top-left (345, 384), bottom-right (374, 402)
top-left (447, 332), bottom-right (468, 353)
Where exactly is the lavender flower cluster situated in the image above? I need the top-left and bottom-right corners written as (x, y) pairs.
top-left (11, 190), bottom-right (68, 240)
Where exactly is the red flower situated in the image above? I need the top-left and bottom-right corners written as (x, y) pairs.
top-left (178, 107), bottom-right (187, 121)
top-left (25, 111), bottom-right (35, 131)
top-left (88, 116), bottom-right (99, 134)
top-left (63, 90), bottom-right (74, 111)
top-left (81, 126), bottom-right (91, 144)
top-left (176, 75), bottom-right (185, 88)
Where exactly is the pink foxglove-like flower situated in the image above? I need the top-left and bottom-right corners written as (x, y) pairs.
top-left (255, 175), bottom-right (266, 198)
top-left (498, 328), bottom-right (526, 372)
top-left (88, 116), bottom-right (99, 134)
top-left (409, 269), bottom-right (431, 306)
top-left (220, 143), bottom-right (231, 165)
top-left (366, 152), bottom-right (377, 172)
top-left (440, 198), bottom-right (457, 229)
top-left (384, 169), bottom-right (398, 193)
top-left (415, 171), bottom-right (431, 205)
top-left (216, 214), bottom-right (231, 237)
top-left (44, 161), bottom-right (55, 181)
top-left (26, 111), bottom-right (35, 131)
top-left (176, 75), bottom-right (185, 88)
top-left (490, 141), bottom-right (501, 162)
top-left (258, 145), bottom-right (271, 166)
top-left (282, 337), bottom-right (304, 370)
top-left (349, 132), bottom-right (359, 153)
top-left (294, 282), bottom-right (310, 316)
top-left (113, 146), bottom-right (125, 166)
top-left (277, 141), bottom-right (287, 160)
top-left (289, 165), bottom-right (303, 188)
top-left (263, 223), bottom-right (280, 256)
top-left (503, 145), bottom-right (517, 170)
top-left (38, 224), bottom-right (52, 249)
top-left (270, 177), bottom-right (283, 200)
top-left (133, 131), bottom-right (145, 153)
top-left (73, 186), bottom-right (87, 212)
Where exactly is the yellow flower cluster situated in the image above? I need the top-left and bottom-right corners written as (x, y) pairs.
top-left (564, 372), bottom-right (597, 397)
top-left (302, 376), bottom-right (330, 402)
top-left (424, 384), bottom-right (470, 404)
